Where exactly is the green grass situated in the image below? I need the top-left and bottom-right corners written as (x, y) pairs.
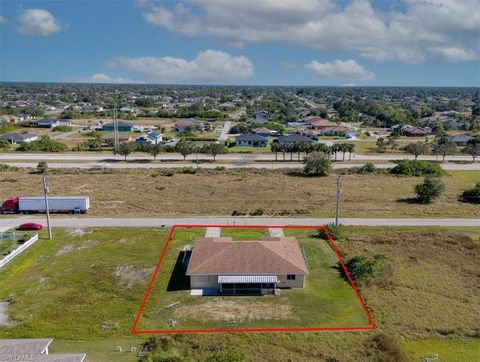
top-left (220, 227), bottom-right (269, 240)
top-left (403, 339), bottom-right (480, 362)
top-left (137, 227), bottom-right (369, 331)
top-left (1, 226), bottom-right (479, 361)
top-left (228, 145), bottom-right (272, 153)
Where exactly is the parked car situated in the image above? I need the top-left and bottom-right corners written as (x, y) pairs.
top-left (17, 223), bottom-right (43, 231)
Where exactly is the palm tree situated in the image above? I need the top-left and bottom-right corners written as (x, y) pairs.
top-left (346, 143), bottom-right (355, 161)
top-left (271, 142), bottom-right (279, 161)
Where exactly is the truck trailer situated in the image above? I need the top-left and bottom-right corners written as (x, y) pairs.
top-left (0, 196), bottom-right (90, 214)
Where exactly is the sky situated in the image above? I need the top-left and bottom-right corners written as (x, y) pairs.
top-left (0, 0), bottom-right (479, 87)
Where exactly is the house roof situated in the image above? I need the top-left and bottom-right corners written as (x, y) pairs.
top-left (102, 121), bottom-right (134, 128)
top-left (304, 116), bottom-right (337, 128)
top-left (235, 133), bottom-right (268, 142)
top-left (0, 132), bottom-right (37, 142)
top-left (36, 118), bottom-right (59, 125)
top-left (186, 237), bottom-right (309, 275)
top-left (277, 134), bottom-right (313, 142)
top-left (253, 127), bottom-right (272, 133)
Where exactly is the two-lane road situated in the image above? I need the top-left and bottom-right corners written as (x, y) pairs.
top-left (1, 216), bottom-right (479, 229)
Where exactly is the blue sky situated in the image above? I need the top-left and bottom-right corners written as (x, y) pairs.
top-left (0, 0), bottom-right (479, 86)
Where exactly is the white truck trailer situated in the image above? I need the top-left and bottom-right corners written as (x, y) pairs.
top-left (16, 196), bottom-right (90, 214)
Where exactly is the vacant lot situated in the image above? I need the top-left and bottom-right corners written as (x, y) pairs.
top-left (0, 168), bottom-right (478, 218)
top-left (137, 227), bottom-right (369, 331)
top-left (0, 226), bottom-right (478, 361)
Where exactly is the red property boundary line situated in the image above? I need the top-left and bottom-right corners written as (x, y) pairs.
top-left (131, 224), bottom-right (376, 334)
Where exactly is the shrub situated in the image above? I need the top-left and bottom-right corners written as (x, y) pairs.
top-left (53, 125), bottom-right (73, 132)
top-left (206, 349), bottom-right (245, 362)
top-left (318, 223), bottom-right (342, 240)
top-left (357, 162), bottom-right (376, 174)
top-left (415, 176), bottom-right (445, 203)
top-left (462, 181), bottom-right (480, 197)
top-left (0, 163), bottom-right (18, 172)
top-left (303, 151), bottom-right (332, 176)
top-left (181, 167), bottom-right (197, 174)
top-left (369, 334), bottom-right (406, 362)
top-left (37, 161), bottom-right (48, 174)
top-left (342, 254), bottom-right (386, 284)
top-left (250, 208), bottom-right (264, 216)
top-left (17, 136), bottom-right (67, 152)
top-left (390, 160), bottom-right (443, 177)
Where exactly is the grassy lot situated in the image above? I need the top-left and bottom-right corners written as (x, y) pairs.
top-left (220, 227), bottom-right (270, 240)
top-left (228, 145), bottom-right (272, 153)
top-left (137, 227), bottom-right (369, 331)
top-left (1, 168), bottom-right (478, 218)
top-left (0, 226), bottom-right (478, 361)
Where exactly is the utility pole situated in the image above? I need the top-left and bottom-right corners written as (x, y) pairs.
top-left (43, 174), bottom-right (52, 240)
top-left (113, 108), bottom-right (119, 151)
top-left (335, 175), bottom-right (342, 229)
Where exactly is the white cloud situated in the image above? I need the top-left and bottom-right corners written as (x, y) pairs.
top-left (64, 73), bottom-right (142, 84)
top-left (141, 0), bottom-right (479, 63)
top-left (16, 8), bottom-right (62, 36)
top-left (0, 15), bottom-right (6, 25)
top-left (105, 49), bottom-right (254, 83)
top-left (306, 59), bottom-right (374, 81)
top-left (428, 46), bottom-right (478, 62)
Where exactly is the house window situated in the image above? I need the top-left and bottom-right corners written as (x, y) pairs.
top-left (287, 274), bottom-right (296, 280)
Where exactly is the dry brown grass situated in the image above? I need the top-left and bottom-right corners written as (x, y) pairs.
top-left (0, 168), bottom-right (478, 218)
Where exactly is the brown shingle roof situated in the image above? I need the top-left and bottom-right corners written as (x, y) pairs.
top-left (186, 237), bottom-right (308, 275)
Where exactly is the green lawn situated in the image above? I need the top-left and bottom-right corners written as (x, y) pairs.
top-left (136, 227), bottom-right (369, 331)
top-left (220, 227), bottom-right (269, 240)
top-left (403, 339), bottom-right (480, 362)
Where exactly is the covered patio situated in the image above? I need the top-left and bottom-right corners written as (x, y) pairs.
top-left (218, 275), bottom-right (278, 295)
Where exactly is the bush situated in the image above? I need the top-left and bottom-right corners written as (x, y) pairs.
top-left (37, 161), bottom-right (48, 174)
top-left (415, 176), bottom-right (445, 203)
top-left (390, 160), bottom-right (443, 177)
top-left (342, 254), bottom-right (386, 284)
top-left (369, 334), bottom-right (406, 362)
top-left (462, 181), bottom-right (480, 197)
top-left (206, 349), bottom-right (245, 362)
top-left (17, 136), bottom-right (67, 152)
top-left (318, 223), bottom-right (342, 240)
top-left (357, 162), bottom-right (376, 174)
top-left (250, 208), bottom-right (264, 216)
top-left (53, 125), bottom-right (73, 132)
top-left (303, 151), bottom-right (332, 176)
top-left (0, 163), bottom-right (18, 172)
top-left (181, 167), bottom-right (197, 174)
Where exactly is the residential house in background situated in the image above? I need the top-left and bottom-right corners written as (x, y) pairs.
top-left (134, 131), bottom-right (163, 145)
top-left (186, 237), bottom-right (309, 295)
top-left (175, 119), bottom-right (205, 133)
top-left (403, 126), bottom-right (431, 137)
top-left (276, 133), bottom-right (313, 145)
top-left (235, 133), bottom-right (268, 147)
top-left (101, 121), bottom-right (134, 132)
top-left (31, 118), bottom-right (61, 128)
top-left (0, 133), bottom-right (38, 144)
top-left (83, 105), bottom-right (104, 112)
top-left (449, 135), bottom-right (474, 146)
top-left (304, 116), bottom-right (338, 130)
top-left (253, 127), bottom-right (278, 138)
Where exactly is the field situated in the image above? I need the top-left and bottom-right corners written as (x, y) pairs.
top-left (0, 226), bottom-right (478, 361)
top-left (0, 168), bottom-right (478, 218)
top-left (134, 226), bottom-right (371, 332)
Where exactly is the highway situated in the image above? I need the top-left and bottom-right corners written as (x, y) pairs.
top-left (3, 161), bottom-right (479, 170)
top-left (1, 216), bottom-right (479, 229)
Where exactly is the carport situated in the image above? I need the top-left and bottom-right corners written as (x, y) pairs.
top-left (218, 275), bottom-right (278, 295)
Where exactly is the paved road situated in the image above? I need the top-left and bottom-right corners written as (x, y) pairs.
top-left (3, 161), bottom-right (479, 170)
top-left (218, 122), bottom-right (231, 141)
top-left (51, 127), bottom-right (82, 140)
top-left (0, 152), bottom-right (475, 162)
top-left (1, 217), bottom-right (479, 229)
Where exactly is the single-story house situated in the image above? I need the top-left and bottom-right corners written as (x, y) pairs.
top-left (186, 236), bottom-right (308, 295)
top-left (102, 121), bottom-right (134, 132)
top-left (403, 126), bottom-right (431, 137)
top-left (175, 119), bottom-right (205, 133)
top-left (235, 133), bottom-right (268, 147)
top-left (318, 126), bottom-right (351, 137)
top-left (0, 115), bottom-right (23, 123)
top-left (253, 127), bottom-right (278, 138)
top-left (0, 339), bottom-right (86, 362)
top-left (304, 116), bottom-right (338, 130)
top-left (134, 131), bottom-right (163, 145)
top-left (83, 105), bottom-right (104, 112)
top-left (286, 121), bottom-right (313, 130)
top-left (276, 133), bottom-right (313, 145)
top-left (30, 118), bottom-right (61, 128)
top-left (449, 135), bottom-right (474, 146)
top-left (0, 132), bottom-right (38, 144)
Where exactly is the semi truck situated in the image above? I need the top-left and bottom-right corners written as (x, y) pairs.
top-left (0, 196), bottom-right (90, 214)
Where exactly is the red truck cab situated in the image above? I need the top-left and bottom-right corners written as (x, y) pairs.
top-left (0, 197), bottom-right (19, 214)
